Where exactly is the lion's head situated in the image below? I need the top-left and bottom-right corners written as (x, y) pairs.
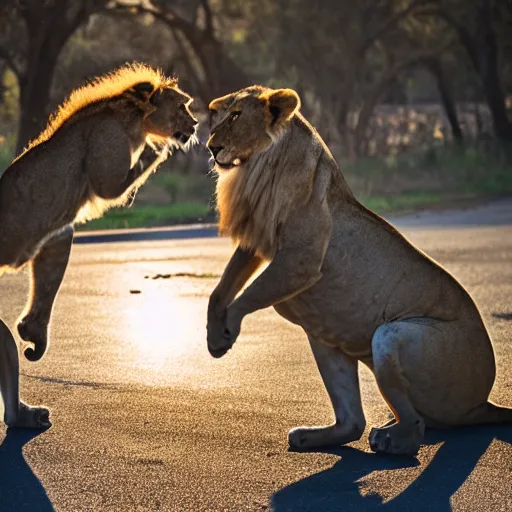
top-left (206, 86), bottom-right (328, 259)
top-left (129, 82), bottom-right (198, 148)
top-left (206, 86), bottom-right (301, 170)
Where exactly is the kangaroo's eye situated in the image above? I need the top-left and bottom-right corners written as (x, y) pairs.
top-left (230, 111), bottom-right (241, 122)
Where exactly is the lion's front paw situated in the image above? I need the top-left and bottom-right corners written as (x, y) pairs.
top-left (207, 304), bottom-right (243, 358)
top-left (207, 315), bottom-right (231, 359)
top-left (5, 402), bottom-right (51, 429)
top-left (17, 315), bottom-right (49, 361)
top-left (288, 423), bottom-right (364, 451)
top-left (369, 419), bottom-right (424, 456)
top-left (224, 304), bottom-right (242, 343)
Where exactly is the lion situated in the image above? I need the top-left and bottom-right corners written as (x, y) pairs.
top-left (205, 85), bottom-right (512, 455)
top-left (0, 63), bottom-right (197, 428)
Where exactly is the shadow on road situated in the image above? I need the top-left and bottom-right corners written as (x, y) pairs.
top-left (271, 425), bottom-right (512, 512)
top-left (0, 429), bottom-right (54, 512)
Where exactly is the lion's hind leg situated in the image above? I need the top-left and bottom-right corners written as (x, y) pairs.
top-left (0, 319), bottom-right (50, 428)
top-left (288, 336), bottom-right (366, 451)
top-left (459, 401), bottom-right (512, 426)
top-left (369, 322), bottom-right (427, 456)
top-left (368, 317), bottom-right (499, 455)
top-left (18, 225), bottom-right (73, 362)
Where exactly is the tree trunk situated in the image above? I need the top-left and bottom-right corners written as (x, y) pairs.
top-left (426, 58), bottom-right (463, 144)
top-left (172, 24), bottom-right (248, 105)
top-left (475, 0), bottom-right (512, 142)
top-left (152, 7), bottom-right (248, 106)
top-left (443, 0), bottom-right (512, 142)
top-left (16, 51), bottom-right (60, 154)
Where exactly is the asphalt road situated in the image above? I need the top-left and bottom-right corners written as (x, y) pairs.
top-left (1, 199), bottom-right (512, 511)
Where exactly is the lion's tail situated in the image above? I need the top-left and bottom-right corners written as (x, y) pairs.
top-left (461, 401), bottom-right (512, 426)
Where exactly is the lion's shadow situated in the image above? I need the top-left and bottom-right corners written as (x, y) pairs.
top-left (271, 425), bottom-right (512, 511)
top-left (0, 429), bottom-right (54, 511)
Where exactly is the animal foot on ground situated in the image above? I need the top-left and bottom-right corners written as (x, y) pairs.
top-left (5, 402), bottom-right (51, 429)
top-left (288, 423), bottom-right (364, 451)
top-left (369, 418), bottom-right (424, 456)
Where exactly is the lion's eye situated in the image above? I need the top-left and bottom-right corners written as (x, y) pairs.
top-left (230, 111), bottom-right (241, 122)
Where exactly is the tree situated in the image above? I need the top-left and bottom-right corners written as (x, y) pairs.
top-left (265, 0), bottom-right (452, 158)
top-left (432, 0), bottom-right (512, 142)
top-left (0, 0), bottom-right (248, 153)
top-left (0, 0), bottom-right (110, 154)
top-left (119, 0), bottom-right (249, 105)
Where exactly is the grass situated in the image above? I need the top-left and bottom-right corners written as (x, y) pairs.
top-left (78, 166), bottom-right (215, 230)
top-left (80, 202), bottom-right (212, 230)
top-left (345, 144), bottom-right (512, 214)
top-left (1, 141), bottom-right (510, 230)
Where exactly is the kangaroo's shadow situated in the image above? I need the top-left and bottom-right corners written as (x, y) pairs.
top-left (0, 429), bottom-right (54, 512)
top-left (271, 425), bottom-right (512, 512)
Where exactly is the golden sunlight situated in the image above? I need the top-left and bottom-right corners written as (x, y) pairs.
top-left (120, 284), bottom-right (201, 371)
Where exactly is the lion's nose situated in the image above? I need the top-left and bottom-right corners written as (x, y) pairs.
top-left (208, 145), bottom-right (223, 158)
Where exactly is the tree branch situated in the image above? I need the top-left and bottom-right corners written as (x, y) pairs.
top-left (361, 0), bottom-right (433, 56)
top-left (199, 0), bottom-right (214, 38)
top-left (424, 4), bottom-right (480, 72)
top-left (354, 40), bottom-right (454, 155)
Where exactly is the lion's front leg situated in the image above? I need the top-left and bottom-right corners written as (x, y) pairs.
top-left (288, 337), bottom-right (366, 451)
top-left (18, 225), bottom-right (73, 362)
top-left (0, 320), bottom-right (51, 428)
top-left (207, 247), bottom-right (262, 358)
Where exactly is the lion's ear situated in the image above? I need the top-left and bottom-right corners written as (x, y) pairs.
top-left (266, 89), bottom-right (301, 126)
top-left (129, 82), bottom-right (155, 101)
top-left (209, 93), bottom-right (234, 112)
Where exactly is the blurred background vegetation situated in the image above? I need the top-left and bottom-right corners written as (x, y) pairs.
top-left (0, 0), bottom-right (511, 229)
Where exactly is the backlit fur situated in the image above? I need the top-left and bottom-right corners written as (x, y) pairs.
top-left (208, 86), bottom-right (346, 258)
top-left (207, 86), bottom-right (512, 456)
top-left (0, 62), bottom-right (196, 374)
top-left (16, 62), bottom-right (178, 159)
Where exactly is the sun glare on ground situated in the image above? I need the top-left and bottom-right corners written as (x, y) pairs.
top-left (120, 284), bottom-right (202, 372)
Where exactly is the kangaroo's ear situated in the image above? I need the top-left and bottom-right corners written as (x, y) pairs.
top-left (129, 82), bottom-right (155, 101)
top-left (265, 88), bottom-right (301, 126)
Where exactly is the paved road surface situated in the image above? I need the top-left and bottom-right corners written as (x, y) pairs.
top-left (1, 200), bottom-right (512, 511)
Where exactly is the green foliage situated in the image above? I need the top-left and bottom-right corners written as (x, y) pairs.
top-left (149, 171), bottom-right (215, 204)
top-left (78, 202), bottom-right (212, 231)
top-left (78, 143), bottom-right (512, 231)
top-left (0, 144), bottom-right (13, 176)
top-left (347, 144), bottom-right (512, 213)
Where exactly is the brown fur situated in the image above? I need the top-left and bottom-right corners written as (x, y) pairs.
top-left (209, 87), bottom-right (350, 258)
top-left (206, 85), bottom-right (512, 456)
top-left (15, 62), bottom-right (178, 161)
top-left (0, 63), bottom-right (196, 428)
